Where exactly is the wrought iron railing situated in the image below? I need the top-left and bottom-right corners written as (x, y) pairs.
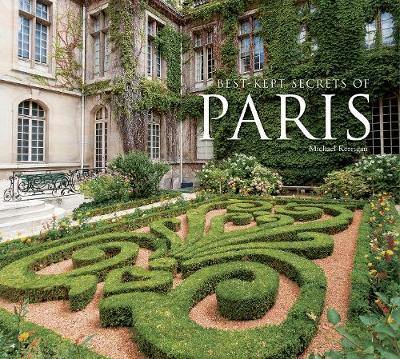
top-left (3, 168), bottom-right (106, 202)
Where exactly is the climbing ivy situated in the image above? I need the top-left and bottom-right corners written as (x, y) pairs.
top-left (183, 0), bottom-right (400, 184)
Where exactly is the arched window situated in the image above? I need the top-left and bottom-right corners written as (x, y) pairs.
top-left (95, 107), bottom-right (108, 168)
top-left (147, 111), bottom-right (160, 160)
top-left (367, 94), bottom-right (399, 155)
top-left (17, 100), bottom-right (45, 162)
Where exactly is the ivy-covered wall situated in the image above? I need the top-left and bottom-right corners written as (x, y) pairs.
top-left (183, 0), bottom-right (400, 184)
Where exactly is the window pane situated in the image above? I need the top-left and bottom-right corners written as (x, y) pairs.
top-left (298, 25), bottom-right (307, 44)
top-left (19, 0), bottom-right (32, 13)
top-left (207, 46), bottom-right (214, 80)
top-left (94, 35), bottom-right (100, 76)
top-left (35, 23), bottom-right (48, 63)
top-left (254, 36), bottom-right (264, 71)
top-left (240, 37), bottom-right (250, 73)
top-left (195, 49), bottom-right (204, 82)
top-left (104, 33), bottom-right (110, 75)
top-left (156, 46), bottom-right (162, 78)
top-left (253, 18), bottom-right (262, 32)
top-left (365, 21), bottom-right (376, 49)
top-left (36, 1), bottom-right (48, 20)
top-left (381, 12), bottom-right (394, 46)
top-left (206, 30), bottom-right (213, 45)
top-left (240, 21), bottom-right (251, 35)
top-left (194, 33), bottom-right (202, 47)
top-left (147, 39), bottom-right (153, 76)
top-left (18, 16), bottom-right (30, 59)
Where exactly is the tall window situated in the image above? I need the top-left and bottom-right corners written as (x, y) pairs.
top-left (95, 107), bottom-right (108, 168)
top-left (91, 10), bottom-right (110, 78)
top-left (17, 101), bottom-right (45, 162)
top-left (297, 1), bottom-right (318, 53)
top-left (147, 112), bottom-right (160, 160)
top-left (239, 16), bottom-right (264, 74)
top-left (147, 17), bottom-right (163, 79)
top-left (365, 11), bottom-right (395, 49)
top-left (18, 0), bottom-right (51, 64)
top-left (367, 94), bottom-right (399, 155)
top-left (194, 28), bottom-right (215, 83)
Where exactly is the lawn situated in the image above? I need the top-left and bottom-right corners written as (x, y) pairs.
top-left (0, 195), bottom-right (398, 358)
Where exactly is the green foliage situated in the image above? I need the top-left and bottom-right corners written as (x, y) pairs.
top-left (73, 190), bottom-right (180, 218)
top-left (215, 262), bottom-right (279, 320)
top-left (186, 0), bottom-right (400, 184)
top-left (0, 196), bottom-right (391, 358)
top-left (108, 151), bottom-right (170, 198)
top-left (0, 305), bottom-right (103, 359)
top-left (198, 153), bottom-right (283, 195)
top-left (79, 174), bottom-right (131, 204)
top-left (319, 169), bottom-right (370, 200)
top-left (155, 25), bottom-right (187, 94)
top-left (314, 294), bottom-right (400, 359)
top-left (365, 194), bottom-right (400, 297)
top-left (352, 155), bottom-right (400, 201)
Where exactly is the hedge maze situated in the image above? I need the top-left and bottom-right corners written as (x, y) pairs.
top-left (0, 198), bottom-right (359, 358)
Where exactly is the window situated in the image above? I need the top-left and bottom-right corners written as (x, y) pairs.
top-left (17, 100), bottom-right (45, 162)
top-left (297, 1), bottom-right (318, 54)
top-left (95, 107), bottom-right (108, 168)
top-left (90, 10), bottom-right (110, 78)
top-left (193, 28), bottom-right (215, 83)
top-left (147, 17), bottom-right (163, 79)
top-left (18, 0), bottom-right (51, 64)
top-left (239, 16), bottom-right (264, 74)
top-left (147, 112), bottom-right (160, 160)
top-left (366, 94), bottom-right (399, 155)
top-left (365, 10), bottom-right (395, 49)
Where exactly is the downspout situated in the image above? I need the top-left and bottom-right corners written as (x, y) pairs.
top-left (179, 23), bottom-right (183, 186)
top-left (80, 3), bottom-right (87, 169)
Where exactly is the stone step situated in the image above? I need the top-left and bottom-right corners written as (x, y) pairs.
top-left (0, 202), bottom-right (66, 241)
top-left (0, 202), bottom-right (55, 224)
top-left (0, 200), bottom-right (47, 219)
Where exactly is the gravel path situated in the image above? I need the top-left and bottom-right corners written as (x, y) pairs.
top-left (299, 210), bottom-right (363, 358)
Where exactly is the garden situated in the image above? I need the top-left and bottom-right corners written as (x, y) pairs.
top-left (0, 153), bottom-right (398, 359)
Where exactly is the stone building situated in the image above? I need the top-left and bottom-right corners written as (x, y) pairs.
top-left (0, 0), bottom-right (398, 187)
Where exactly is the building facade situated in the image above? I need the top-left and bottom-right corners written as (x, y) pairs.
top-left (0, 0), bottom-right (398, 186)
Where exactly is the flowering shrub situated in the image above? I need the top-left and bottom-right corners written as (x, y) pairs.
top-left (319, 169), bottom-right (370, 200)
top-left (80, 174), bottom-right (131, 204)
top-left (198, 154), bottom-right (282, 196)
top-left (365, 194), bottom-right (399, 297)
top-left (353, 155), bottom-right (400, 201)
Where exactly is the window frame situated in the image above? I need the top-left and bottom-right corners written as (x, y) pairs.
top-left (17, 0), bottom-right (52, 66)
top-left (365, 9), bottom-right (396, 49)
top-left (193, 27), bottom-right (215, 84)
top-left (94, 107), bottom-right (109, 169)
top-left (147, 112), bottom-right (161, 161)
top-left (238, 15), bottom-right (264, 75)
top-left (17, 100), bottom-right (46, 163)
top-left (90, 9), bottom-right (110, 79)
top-left (146, 15), bottom-right (165, 80)
top-left (366, 94), bottom-right (400, 155)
